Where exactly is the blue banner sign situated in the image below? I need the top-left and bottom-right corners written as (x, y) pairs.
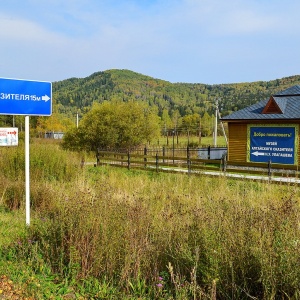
top-left (0, 78), bottom-right (52, 116)
top-left (248, 125), bottom-right (298, 165)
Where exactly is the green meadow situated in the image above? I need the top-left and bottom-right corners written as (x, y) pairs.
top-left (0, 139), bottom-right (299, 299)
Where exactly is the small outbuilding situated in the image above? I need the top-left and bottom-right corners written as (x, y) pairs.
top-left (44, 131), bottom-right (64, 139)
top-left (221, 85), bottom-right (300, 165)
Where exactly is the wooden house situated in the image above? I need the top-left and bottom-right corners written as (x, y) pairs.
top-left (221, 85), bottom-right (300, 165)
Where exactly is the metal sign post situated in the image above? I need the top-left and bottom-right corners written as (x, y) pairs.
top-left (25, 116), bottom-right (30, 225)
top-left (0, 77), bottom-right (52, 226)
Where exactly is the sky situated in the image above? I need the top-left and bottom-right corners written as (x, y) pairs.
top-left (0, 0), bottom-right (299, 85)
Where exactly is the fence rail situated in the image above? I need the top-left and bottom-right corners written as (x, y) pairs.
top-left (95, 148), bottom-right (300, 183)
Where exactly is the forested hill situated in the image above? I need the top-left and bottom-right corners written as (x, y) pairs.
top-left (53, 69), bottom-right (300, 119)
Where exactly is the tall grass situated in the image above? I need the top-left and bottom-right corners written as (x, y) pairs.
top-left (0, 139), bottom-right (81, 210)
top-left (0, 140), bottom-right (300, 298)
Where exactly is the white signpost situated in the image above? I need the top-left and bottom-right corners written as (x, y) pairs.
top-left (0, 78), bottom-right (52, 226)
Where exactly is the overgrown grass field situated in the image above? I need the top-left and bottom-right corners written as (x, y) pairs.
top-left (0, 139), bottom-right (299, 299)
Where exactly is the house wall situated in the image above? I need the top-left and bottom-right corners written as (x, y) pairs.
top-left (227, 121), bottom-right (300, 165)
top-left (228, 123), bottom-right (247, 162)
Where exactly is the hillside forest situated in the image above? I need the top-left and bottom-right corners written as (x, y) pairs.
top-left (1, 69), bottom-right (300, 142)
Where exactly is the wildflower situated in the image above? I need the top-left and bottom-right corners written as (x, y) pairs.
top-left (158, 276), bottom-right (163, 281)
top-left (156, 283), bottom-right (163, 288)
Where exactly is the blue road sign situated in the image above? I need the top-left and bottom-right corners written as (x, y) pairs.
top-left (0, 78), bottom-right (52, 116)
top-left (248, 125), bottom-right (298, 165)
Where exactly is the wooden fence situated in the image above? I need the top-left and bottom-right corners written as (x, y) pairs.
top-left (95, 148), bottom-right (300, 182)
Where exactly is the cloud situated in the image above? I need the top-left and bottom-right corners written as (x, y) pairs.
top-left (0, 14), bottom-right (67, 45)
top-left (0, 16), bottom-right (44, 41)
top-left (213, 9), bottom-right (277, 35)
top-left (0, 0), bottom-right (300, 84)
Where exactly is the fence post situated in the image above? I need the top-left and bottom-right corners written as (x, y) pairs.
top-left (96, 148), bottom-right (100, 167)
top-left (172, 130), bottom-right (175, 164)
top-left (186, 146), bottom-right (191, 175)
top-left (268, 160), bottom-right (272, 180)
top-left (156, 152), bottom-right (159, 172)
top-left (144, 147), bottom-right (147, 168)
top-left (221, 153), bottom-right (227, 172)
top-left (167, 131), bottom-right (169, 146)
top-left (163, 146), bottom-right (165, 163)
top-left (127, 151), bottom-right (130, 170)
top-left (208, 145), bottom-right (211, 160)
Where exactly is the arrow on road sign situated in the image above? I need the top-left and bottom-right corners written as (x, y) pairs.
top-left (8, 130), bottom-right (17, 135)
top-left (252, 151), bottom-right (267, 156)
top-left (42, 95), bottom-right (51, 101)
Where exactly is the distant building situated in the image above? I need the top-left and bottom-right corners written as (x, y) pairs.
top-left (44, 131), bottom-right (64, 139)
top-left (221, 85), bottom-right (300, 165)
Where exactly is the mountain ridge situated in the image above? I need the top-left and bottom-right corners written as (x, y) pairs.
top-left (53, 69), bottom-right (300, 118)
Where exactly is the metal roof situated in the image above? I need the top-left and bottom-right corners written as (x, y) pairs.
top-left (221, 85), bottom-right (300, 121)
top-left (273, 97), bottom-right (287, 113)
top-left (273, 85), bottom-right (300, 96)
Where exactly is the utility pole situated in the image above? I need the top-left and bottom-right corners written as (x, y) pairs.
top-left (214, 98), bottom-right (218, 147)
top-left (217, 105), bottom-right (228, 146)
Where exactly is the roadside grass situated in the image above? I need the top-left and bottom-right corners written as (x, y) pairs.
top-left (0, 207), bottom-right (25, 248)
top-left (0, 208), bottom-right (73, 299)
top-left (0, 140), bottom-right (300, 298)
